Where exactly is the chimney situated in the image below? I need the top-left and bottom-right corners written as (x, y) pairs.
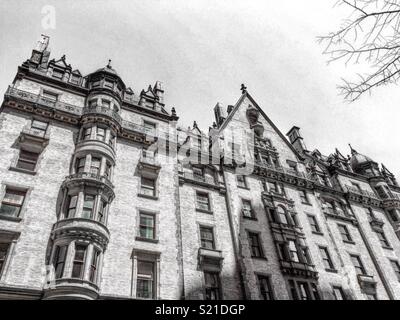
top-left (30, 35), bottom-right (50, 67)
top-left (286, 126), bottom-right (307, 154)
top-left (154, 81), bottom-right (164, 105)
top-left (214, 103), bottom-right (227, 127)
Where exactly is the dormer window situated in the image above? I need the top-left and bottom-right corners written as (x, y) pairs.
top-left (70, 74), bottom-right (80, 85)
top-left (104, 79), bottom-right (113, 89)
top-left (52, 69), bottom-right (64, 79)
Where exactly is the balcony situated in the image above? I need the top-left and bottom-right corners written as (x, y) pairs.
top-left (344, 185), bottom-right (382, 207)
top-left (82, 105), bottom-right (122, 127)
top-left (63, 173), bottom-right (114, 199)
top-left (280, 260), bottom-right (318, 279)
top-left (75, 139), bottom-right (116, 161)
top-left (52, 217), bottom-right (110, 248)
top-left (5, 86), bottom-right (82, 116)
top-left (369, 216), bottom-right (385, 232)
top-left (198, 247), bottom-right (224, 271)
top-left (357, 274), bottom-right (377, 296)
top-left (43, 278), bottom-right (99, 300)
top-left (18, 125), bottom-right (50, 150)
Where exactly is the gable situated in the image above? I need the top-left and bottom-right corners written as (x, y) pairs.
top-left (218, 92), bottom-right (304, 164)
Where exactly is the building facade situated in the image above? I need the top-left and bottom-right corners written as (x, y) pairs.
top-left (0, 35), bottom-right (400, 300)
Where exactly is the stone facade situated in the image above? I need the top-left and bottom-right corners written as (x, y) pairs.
top-left (0, 36), bottom-right (400, 300)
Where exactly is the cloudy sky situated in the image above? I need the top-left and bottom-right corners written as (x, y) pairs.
top-left (1, 0), bottom-right (399, 176)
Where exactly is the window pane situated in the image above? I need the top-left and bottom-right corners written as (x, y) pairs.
top-left (71, 245), bottom-right (86, 279)
top-left (0, 243), bottom-right (10, 274)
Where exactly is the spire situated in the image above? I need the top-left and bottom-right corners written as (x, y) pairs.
top-left (349, 144), bottom-right (357, 155)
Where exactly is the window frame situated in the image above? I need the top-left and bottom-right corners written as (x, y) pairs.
top-left (257, 274), bottom-right (275, 300)
top-left (16, 149), bottom-right (40, 172)
top-left (0, 187), bottom-right (27, 219)
top-left (248, 231), bottom-right (264, 258)
top-left (199, 225), bottom-right (215, 250)
top-left (318, 246), bottom-right (335, 271)
top-left (204, 271), bottom-right (221, 300)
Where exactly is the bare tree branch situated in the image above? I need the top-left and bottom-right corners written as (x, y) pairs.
top-left (319, 0), bottom-right (400, 100)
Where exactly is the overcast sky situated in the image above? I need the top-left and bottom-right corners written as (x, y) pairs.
top-left (1, 0), bottom-right (399, 176)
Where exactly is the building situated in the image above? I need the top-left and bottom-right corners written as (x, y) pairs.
top-left (0, 35), bottom-right (400, 300)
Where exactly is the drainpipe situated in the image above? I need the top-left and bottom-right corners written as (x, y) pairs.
top-left (222, 170), bottom-right (248, 300)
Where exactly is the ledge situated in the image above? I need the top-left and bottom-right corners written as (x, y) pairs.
top-left (0, 215), bottom-right (22, 223)
top-left (195, 208), bottom-right (213, 215)
top-left (137, 193), bottom-right (159, 201)
top-left (9, 166), bottom-right (37, 176)
top-left (312, 231), bottom-right (324, 236)
top-left (135, 236), bottom-right (159, 244)
top-left (325, 268), bottom-right (338, 274)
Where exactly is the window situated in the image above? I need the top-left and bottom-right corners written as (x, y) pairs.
top-left (257, 275), bottom-right (274, 300)
top-left (301, 247), bottom-right (312, 265)
top-left (351, 182), bottom-right (362, 193)
top-left (52, 245), bottom-right (67, 279)
top-left (319, 246), bottom-right (335, 270)
top-left (66, 195), bottom-right (77, 218)
top-left (390, 260), bottom-right (400, 281)
top-left (140, 177), bottom-right (156, 197)
top-left (52, 69), bottom-right (63, 79)
top-left (268, 181), bottom-right (278, 193)
top-left (16, 150), bottom-right (39, 171)
top-left (308, 215), bottom-right (321, 233)
top-left (338, 224), bottom-right (353, 243)
top-left (288, 280), bottom-right (298, 300)
top-left (75, 157), bottom-right (85, 173)
top-left (104, 79), bottom-right (114, 89)
top-left (287, 161), bottom-right (298, 172)
top-left (102, 99), bottom-right (111, 108)
top-left (82, 194), bottom-right (95, 219)
top-left (204, 272), bottom-right (221, 300)
top-left (70, 74), bottom-right (80, 85)
top-left (139, 213), bottom-right (155, 240)
top-left (89, 249), bottom-right (100, 283)
top-left (42, 90), bottom-right (58, 101)
top-left (0, 188), bottom-right (26, 218)
top-left (137, 260), bottom-right (155, 299)
top-left (376, 230), bottom-right (391, 248)
top-left (298, 282), bottom-right (312, 300)
top-left (96, 127), bottom-right (106, 142)
top-left (97, 199), bottom-right (107, 223)
top-left (288, 240), bottom-right (300, 262)
top-left (242, 200), bottom-right (254, 219)
top-left (0, 243), bottom-right (10, 276)
top-left (310, 283), bottom-right (320, 300)
top-left (196, 192), bottom-right (210, 211)
top-left (144, 121), bottom-right (156, 136)
top-left (332, 286), bottom-right (346, 300)
top-left (90, 157), bottom-right (101, 175)
top-left (248, 232), bottom-right (263, 258)
top-left (82, 127), bottom-right (92, 140)
top-left (108, 132), bottom-right (115, 147)
top-left (236, 175), bottom-right (247, 188)
top-left (71, 244), bottom-right (87, 279)
top-left (89, 99), bottom-right (97, 108)
top-left (388, 209), bottom-right (399, 222)
top-left (193, 167), bottom-right (204, 180)
top-left (200, 226), bottom-right (215, 249)
top-left (104, 162), bottom-right (112, 179)
top-left (350, 255), bottom-right (367, 275)
top-left (31, 119), bottom-right (48, 137)
top-left (276, 206), bottom-right (288, 225)
top-left (299, 190), bottom-right (309, 204)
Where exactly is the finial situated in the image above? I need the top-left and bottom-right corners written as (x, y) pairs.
top-left (193, 121), bottom-right (198, 128)
top-left (212, 122), bottom-right (217, 128)
top-left (241, 83), bottom-right (247, 94)
top-left (348, 144), bottom-right (357, 155)
top-left (171, 107), bottom-right (176, 116)
top-left (61, 54), bottom-right (66, 61)
top-left (107, 59), bottom-right (112, 68)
